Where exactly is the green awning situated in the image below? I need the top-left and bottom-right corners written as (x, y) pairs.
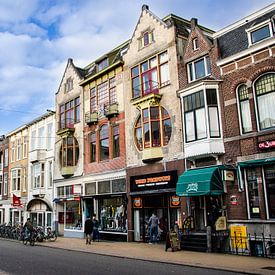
top-left (176, 166), bottom-right (224, 197)
top-left (238, 157), bottom-right (275, 168)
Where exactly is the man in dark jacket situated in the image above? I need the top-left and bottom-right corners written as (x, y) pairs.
top-left (84, 216), bottom-right (93, 244)
top-left (92, 214), bottom-right (100, 242)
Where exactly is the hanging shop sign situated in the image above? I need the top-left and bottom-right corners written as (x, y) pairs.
top-left (223, 170), bottom-right (235, 181)
top-left (133, 197), bottom-right (142, 208)
top-left (258, 140), bottom-right (275, 149)
top-left (130, 170), bottom-right (178, 192)
top-left (230, 195), bottom-right (239, 205)
top-left (170, 195), bottom-right (181, 207)
top-left (215, 216), bottom-right (227, 231)
top-left (12, 194), bottom-right (22, 207)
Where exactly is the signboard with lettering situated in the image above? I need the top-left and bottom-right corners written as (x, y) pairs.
top-left (130, 170), bottom-right (178, 192)
top-left (230, 225), bottom-right (248, 249)
top-left (133, 197), bottom-right (142, 208)
top-left (258, 140), bottom-right (275, 149)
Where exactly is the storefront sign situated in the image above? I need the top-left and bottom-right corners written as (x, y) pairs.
top-left (130, 170), bottom-right (178, 192)
top-left (258, 140), bottom-right (275, 149)
top-left (12, 194), bottom-right (21, 207)
top-left (133, 197), bottom-right (142, 208)
top-left (224, 170), bottom-right (234, 181)
top-left (170, 195), bottom-right (181, 207)
top-left (230, 225), bottom-right (248, 249)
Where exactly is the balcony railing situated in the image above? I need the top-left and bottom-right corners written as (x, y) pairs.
top-left (85, 112), bottom-right (98, 125)
top-left (104, 102), bottom-right (119, 119)
top-left (57, 118), bottom-right (75, 135)
top-left (133, 80), bottom-right (159, 99)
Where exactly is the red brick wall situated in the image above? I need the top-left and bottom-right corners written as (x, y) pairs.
top-left (83, 112), bottom-right (126, 175)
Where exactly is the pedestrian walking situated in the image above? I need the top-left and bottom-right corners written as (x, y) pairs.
top-left (84, 216), bottom-right (93, 244)
top-left (148, 212), bottom-right (159, 244)
top-left (92, 214), bottom-right (100, 242)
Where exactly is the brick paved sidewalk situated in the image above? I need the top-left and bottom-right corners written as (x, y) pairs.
top-left (38, 237), bottom-right (275, 275)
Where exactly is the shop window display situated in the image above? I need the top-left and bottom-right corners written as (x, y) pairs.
top-left (65, 200), bottom-right (82, 230)
top-left (98, 197), bottom-right (127, 232)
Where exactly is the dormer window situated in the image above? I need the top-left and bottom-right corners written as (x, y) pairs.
top-left (98, 58), bottom-right (108, 72)
top-left (192, 38), bottom-right (199, 50)
top-left (247, 19), bottom-right (274, 45)
top-left (64, 78), bottom-right (73, 93)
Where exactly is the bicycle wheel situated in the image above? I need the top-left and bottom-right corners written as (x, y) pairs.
top-left (49, 233), bottom-right (57, 242)
top-left (23, 238), bottom-right (28, 245)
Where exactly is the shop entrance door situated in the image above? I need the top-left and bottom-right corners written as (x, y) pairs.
top-left (191, 196), bottom-right (206, 231)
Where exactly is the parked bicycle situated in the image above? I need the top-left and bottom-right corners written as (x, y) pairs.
top-left (36, 227), bottom-right (57, 242)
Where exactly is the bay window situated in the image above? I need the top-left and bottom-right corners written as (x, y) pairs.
top-left (183, 88), bottom-right (220, 142)
top-left (60, 136), bottom-right (79, 167)
top-left (134, 106), bottom-right (172, 151)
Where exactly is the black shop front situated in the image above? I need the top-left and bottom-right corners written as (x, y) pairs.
top-left (130, 170), bottom-right (181, 243)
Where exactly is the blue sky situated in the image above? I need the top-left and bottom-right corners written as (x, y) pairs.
top-left (0, 0), bottom-right (274, 135)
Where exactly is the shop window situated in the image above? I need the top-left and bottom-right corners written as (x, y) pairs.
top-left (99, 125), bottom-right (109, 161)
top-left (254, 73), bottom-right (275, 130)
top-left (134, 106), bottom-right (172, 151)
top-left (65, 200), bottom-right (82, 230)
top-left (113, 125), bottom-right (120, 158)
top-left (246, 168), bottom-right (262, 218)
top-left (264, 165), bottom-right (275, 219)
top-left (60, 136), bottom-right (79, 167)
top-left (237, 84), bottom-right (252, 134)
top-left (90, 132), bottom-right (96, 163)
top-left (187, 55), bottom-right (211, 82)
top-left (98, 197), bottom-right (127, 232)
top-left (131, 51), bottom-right (169, 99)
top-left (183, 88), bottom-right (220, 142)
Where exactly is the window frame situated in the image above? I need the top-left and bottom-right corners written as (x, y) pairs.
top-left (59, 97), bottom-right (80, 129)
top-left (247, 19), bottom-right (274, 46)
top-left (99, 124), bottom-right (109, 161)
top-left (134, 106), bottom-right (172, 151)
top-left (192, 38), bottom-right (199, 50)
top-left (31, 162), bottom-right (45, 189)
top-left (182, 85), bottom-right (221, 143)
top-left (253, 72), bottom-right (275, 131)
top-left (112, 124), bottom-right (120, 158)
top-left (90, 132), bottom-right (97, 163)
top-left (60, 136), bottom-right (79, 167)
top-left (187, 55), bottom-right (211, 83)
top-left (131, 51), bottom-right (169, 98)
top-left (11, 168), bottom-right (21, 191)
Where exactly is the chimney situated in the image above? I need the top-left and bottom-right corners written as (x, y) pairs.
top-left (190, 18), bottom-right (198, 30)
top-left (142, 4), bottom-right (149, 11)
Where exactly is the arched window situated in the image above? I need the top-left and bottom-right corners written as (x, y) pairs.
top-left (134, 106), bottom-right (172, 151)
top-left (237, 84), bottom-right (252, 134)
top-left (100, 125), bottom-right (109, 161)
top-left (254, 73), bottom-right (275, 130)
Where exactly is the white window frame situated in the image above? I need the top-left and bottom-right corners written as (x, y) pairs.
top-left (16, 138), bottom-right (21, 161)
top-left (187, 55), bottom-right (211, 83)
top-left (32, 162), bottom-right (45, 189)
top-left (48, 160), bottom-right (53, 188)
top-left (182, 84), bottom-right (222, 143)
top-left (11, 142), bottom-right (15, 162)
top-left (31, 130), bottom-right (36, 151)
top-left (236, 84), bottom-right (253, 135)
top-left (246, 19), bottom-right (273, 46)
top-left (4, 148), bottom-right (8, 167)
top-left (252, 72), bottom-right (275, 131)
top-left (3, 172), bottom-right (8, 195)
top-left (38, 127), bottom-right (45, 149)
top-left (46, 123), bottom-right (53, 150)
top-left (11, 168), bottom-right (21, 191)
top-left (192, 38), bottom-right (198, 50)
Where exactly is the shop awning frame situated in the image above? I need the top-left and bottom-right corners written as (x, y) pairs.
top-left (176, 166), bottom-right (225, 197)
top-left (237, 157), bottom-right (275, 168)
